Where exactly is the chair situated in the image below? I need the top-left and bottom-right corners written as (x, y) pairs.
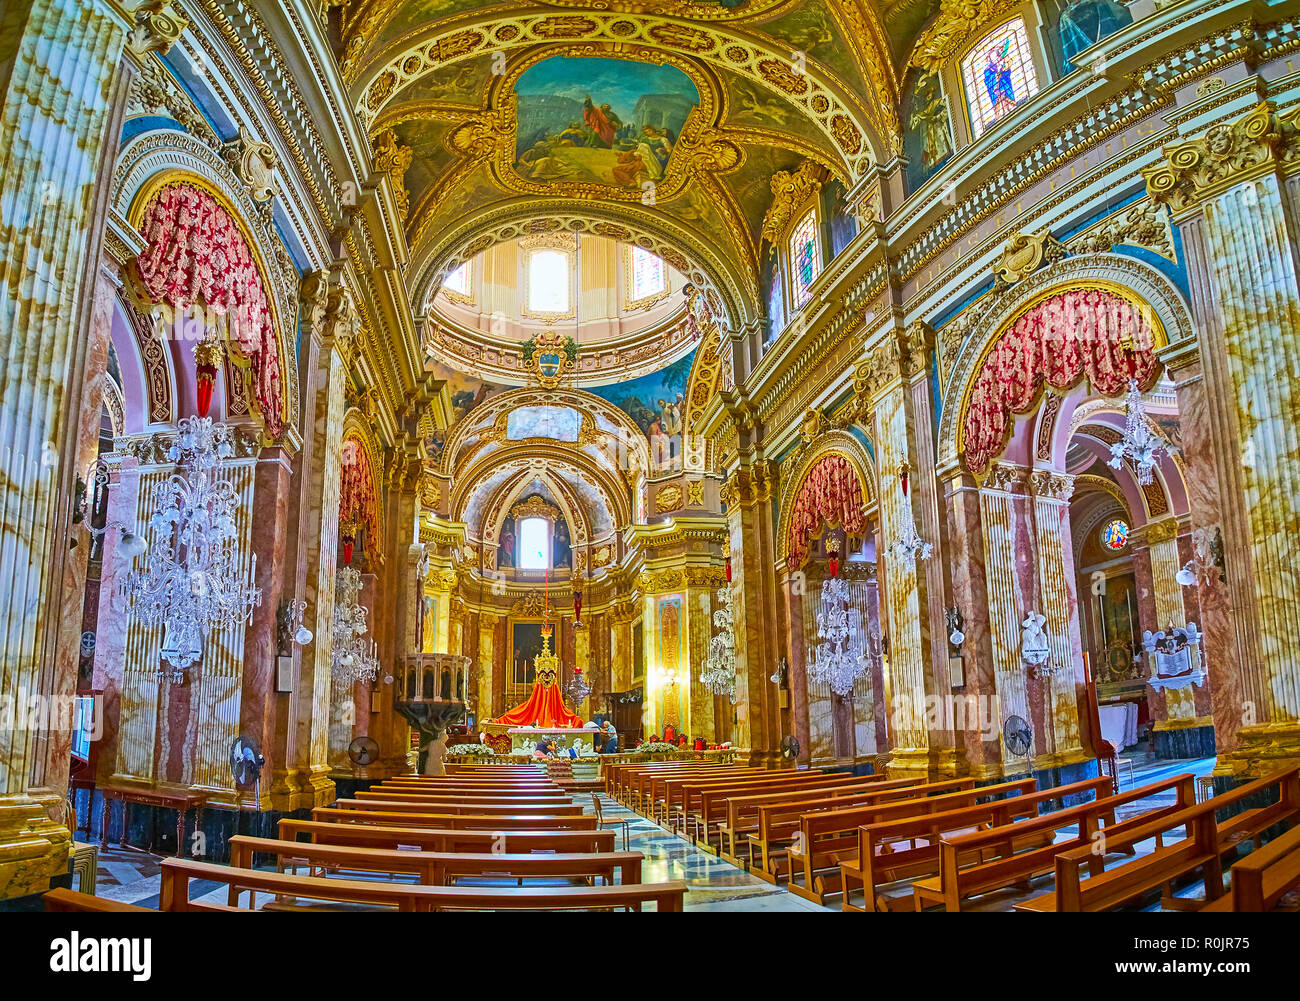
top-left (591, 793), bottom-right (630, 852)
top-left (1099, 740), bottom-right (1134, 793)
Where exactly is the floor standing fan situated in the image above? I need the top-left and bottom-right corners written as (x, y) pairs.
top-left (1003, 715), bottom-right (1034, 777)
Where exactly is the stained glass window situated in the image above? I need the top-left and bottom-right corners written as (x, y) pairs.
top-left (518, 517), bottom-right (550, 570)
top-left (629, 245), bottom-right (666, 302)
top-left (443, 262), bottom-right (470, 296)
top-left (1100, 518), bottom-right (1129, 551)
top-left (961, 19), bottom-right (1039, 139)
top-left (527, 249), bottom-right (570, 313)
top-left (788, 208), bottom-right (820, 310)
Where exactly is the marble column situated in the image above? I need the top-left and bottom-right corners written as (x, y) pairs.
top-left (1159, 337), bottom-right (1245, 757)
top-left (1027, 469), bottom-right (1088, 770)
top-left (686, 579), bottom-right (719, 744)
top-left (720, 461), bottom-right (782, 764)
top-left (857, 336), bottom-right (941, 778)
top-left (780, 567), bottom-right (811, 765)
top-left (0, 0), bottom-right (129, 898)
top-left (609, 601), bottom-right (634, 693)
top-left (280, 289), bottom-right (354, 808)
top-left (942, 468), bottom-right (1002, 778)
top-left (976, 463), bottom-right (1035, 773)
top-left (477, 611), bottom-right (498, 719)
top-left (1146, 101), bottom-right (1300, 775)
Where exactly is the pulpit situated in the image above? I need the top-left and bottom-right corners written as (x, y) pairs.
top-left (394, 651), bottom-right (474, 773)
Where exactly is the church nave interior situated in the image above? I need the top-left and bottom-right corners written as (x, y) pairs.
top-left (1, 0), bottom-right (1299, 972)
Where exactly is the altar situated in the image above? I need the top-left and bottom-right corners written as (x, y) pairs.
top-left (485, 624), bottom-right (588, 742)
top-left (504, 727), bottom-right (599, 754)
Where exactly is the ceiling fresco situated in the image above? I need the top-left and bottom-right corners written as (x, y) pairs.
top-left (334, 0), bottom-right (913, 330)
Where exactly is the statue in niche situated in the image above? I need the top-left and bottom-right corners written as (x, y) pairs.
top-left (553, 516), bottom-right (571, 570)
top-left (499, 516), bottom-right (516, 569)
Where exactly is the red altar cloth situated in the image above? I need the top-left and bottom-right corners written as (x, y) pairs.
top-left (490, 678), bottom-right (582, 729)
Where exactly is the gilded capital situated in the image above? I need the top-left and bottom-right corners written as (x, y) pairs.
top-left (1144, 517), bottom-right (1180, 544)
top-left (1142, 102), bottom-right (1300, 211)
top-left (852, 333), bottom-right (904, 405)
top-left (1028, 468), bottom-right (1074, 502)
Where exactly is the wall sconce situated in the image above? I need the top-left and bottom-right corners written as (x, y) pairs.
top-left (945, 606), bottom-right (966, 689)
top-left (277, 597), bottom-right (312, 656)
top-left (769, 656), bottom-right (788, 687)
top-left (945, 606), bottom-right (965, 652)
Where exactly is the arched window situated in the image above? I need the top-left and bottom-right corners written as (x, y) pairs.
top-left (788, 208), bottom-right (821, 309)
top-left (527, 249), bottom-right (570, 314)
top-left (628, 245), bottom-right (666, 304)
top-left (443, 262), bottom-right (470, 297)
top-left (518, 516), bottom-right (551, 570)
top-left (961, 19), bottom-right (1039, 139)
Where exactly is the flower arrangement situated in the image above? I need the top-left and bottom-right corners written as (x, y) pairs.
top-left (446, 743), bottom-right (495, 757)
top-left (639, 741), bottom-right (680, 754)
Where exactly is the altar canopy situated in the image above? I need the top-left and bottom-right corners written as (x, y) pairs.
top-left (491, 677), bottom-right (582, 729)
top-left (490, 629), bottom-right (582, 728)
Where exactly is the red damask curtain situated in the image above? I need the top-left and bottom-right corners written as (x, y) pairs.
top-left (787, 454), bottom-right (867, 569)
top-left (135, 183), bottom-right (284, 437)
top-left (339, 437), bottom-right (379, 550)
top-left (962, 288), bottom-right (1159, 474)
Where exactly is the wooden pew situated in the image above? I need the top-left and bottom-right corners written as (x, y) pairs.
top-left (746, 776), bottom-right (976, 880)
top-left (44, 888), bottom-right (154, 913)
top-left (336, 797), bottom-right (584, 816)
top-left (611, 763), bottom-right (750, 809)
top-left (637, 767), bottom-right (763, 815)
top-left (606, 761), bottom-right (730, 804)
top-left (279, 818), bottom-right (616, 854)
top-left (159, 858), bottom-right (686, 911)
top-left (604, 760), bottom-right (715, 800)
top-left (784, 777), bottom-right (1036, 903)
top-left (377, 777), bottom-right (558, 789)
top-left (659, 770), bottom-right (836, 829)
top-left (705, 777), bottom-right (915, 859)
top-left (1209, 824), bottom-right (1300, 911)
top-left (229, 835), bottom-right (642, 889)
top-left (906, 775), bottom-right (1192, 912)
top-left (1017, 766), bottom-right (1300, 912)
top-left (311, 806), bottom-right (599, 830)
top-left (842, 775), bottom-right (1119, 911)
top-left (364, 786), bottom-right (570, 802)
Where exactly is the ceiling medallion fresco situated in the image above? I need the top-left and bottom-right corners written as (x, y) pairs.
top-left (511, 53), bottom-right (704, 194)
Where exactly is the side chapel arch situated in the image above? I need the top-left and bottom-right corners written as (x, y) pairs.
top-left (936, 254), bottom-right (1195, 474)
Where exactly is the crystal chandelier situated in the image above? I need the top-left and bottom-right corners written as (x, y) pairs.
top-left (888, 463), bottom-right (933, 563)
top-left (564, 666), bottom-right (592, 708)
top-left (700, 581), bottom-right (737, 699)
top-left (333, 565), bottom-right (379, 685)
top-left (118, 416), bottom-right (261, 684)
top-left (806, 539), bottom-right (870, 697)
top-left (1108, 379), bottom-right (1164, 485)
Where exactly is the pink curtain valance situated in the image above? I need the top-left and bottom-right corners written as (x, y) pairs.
top-left (962, 288), bottom-right (1159, 474)
top-left (786, 454), bottom-right (867, 569)
top-left (134, 183), bottom-right (284, 438)
top-left (339, 437), bottom-right (379, 551)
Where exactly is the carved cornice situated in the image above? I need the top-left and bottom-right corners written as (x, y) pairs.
top-left (1143, 101), bottom-right (1300, 212)
top-left (1028, 469), bottom-right (1075, 502)
top-left (719, 459), bottom-right (778, 509)
top-left (1144, 517), bottom-right (1180, 544)
top-left (852, 332), bottom-right (904, 406)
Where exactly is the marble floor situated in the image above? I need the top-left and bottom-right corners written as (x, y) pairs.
top-left (78, 753), bottom-right (1217, 912)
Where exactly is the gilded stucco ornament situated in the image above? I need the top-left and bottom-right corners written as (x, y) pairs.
top-left (127, 1), bottom-right (190, 58)
top-left (992, 230), bottom-right (1068, 289)
top-left (760, 160), bottom-right (826, 253)
top-left (909, 0), bottom-right (1020, 73)
top-left (1143, 102), bottom-right (1300, 212)
top-left (372, 129), bottom-right (415, 223)
top-left (222, 127), bottom-right (277, 204)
